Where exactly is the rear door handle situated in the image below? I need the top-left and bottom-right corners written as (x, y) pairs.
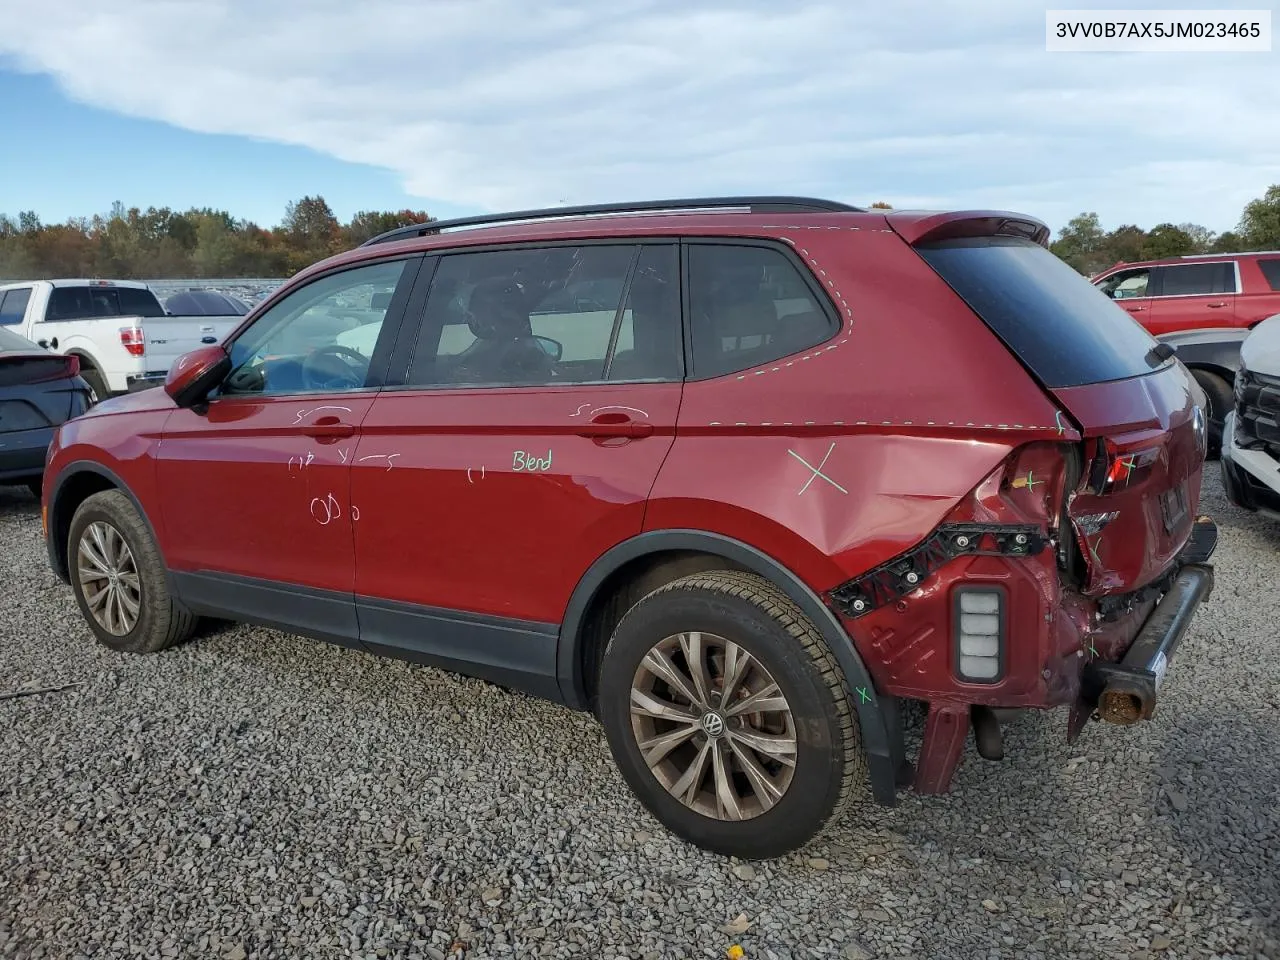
top-left (300, 415), bottom-right (355, 439)
top-left (1206, 301), bottom-right (1227, 308)
top-left (1124, 305), bottom-right (1146, 313)
top-left (574, 413), bottom-right (654, 439)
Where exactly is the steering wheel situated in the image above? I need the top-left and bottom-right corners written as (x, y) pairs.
top-left (301, 344), bottom-right (370, 391)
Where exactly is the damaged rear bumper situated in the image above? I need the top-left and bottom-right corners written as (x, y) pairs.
top-left (1080, 515), bottom-right (1217, 724)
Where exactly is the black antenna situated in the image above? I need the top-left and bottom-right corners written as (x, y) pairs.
top-left (361, 196), bottom-right (863, 247)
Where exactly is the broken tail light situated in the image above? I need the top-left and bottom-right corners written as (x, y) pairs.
top-left (1084, 438), bottom-right (1161, 494)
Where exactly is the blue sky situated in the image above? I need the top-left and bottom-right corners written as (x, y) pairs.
top-left (0, 0), bottom-right (1276, 236)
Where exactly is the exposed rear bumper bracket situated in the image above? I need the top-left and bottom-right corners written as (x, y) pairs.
top-left (1082, 531), bottom-right (1216, 725)
top-left (829, 522), bottom-right (1049, 619)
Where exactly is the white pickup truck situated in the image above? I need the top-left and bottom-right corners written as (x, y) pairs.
top-left (1221, 312), bottom-right (1280, 522)
top-left (0, 279), bottom-right (243, 399)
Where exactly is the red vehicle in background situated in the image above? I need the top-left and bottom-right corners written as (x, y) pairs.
top-left (1094, 252), bottom-right (1280, 450)
top-left (40, 197), bottom-right (1216, 859)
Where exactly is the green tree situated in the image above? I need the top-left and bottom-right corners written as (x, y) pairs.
top-left (341, 209), bottom-right (433, 247)
top-left (1210, 230), bottom-right (1243, 253)
top-left (1238, 184), bottom-right (1280, 250)
top-left (1050, 212), bottom-right (1108, 274)
top-left (1142, 223), bottom-right (1196, 259)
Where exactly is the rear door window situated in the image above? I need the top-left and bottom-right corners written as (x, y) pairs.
top-left (0, 288), bottom-right (32, 325)
top-left (917, 236), bottom-right (1160, 388)
top-left (686, 242), bottom-right (837, 379)
top-left (1257, 258), bottom-right (1280, 291)
top-left (1154, 261), bottom-right (1236, 296)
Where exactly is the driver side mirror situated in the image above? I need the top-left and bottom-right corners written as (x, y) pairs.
top-left (165, 345), bottom-right (231, 408)
top-left (534, 335), bottom-right (563, 361)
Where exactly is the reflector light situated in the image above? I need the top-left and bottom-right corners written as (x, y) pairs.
top-left (955, 588), bottom-right (1004, 683)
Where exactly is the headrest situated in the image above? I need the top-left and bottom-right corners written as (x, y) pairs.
top-left (369, 291), bottom-right (392, 310)
top-left (466, 277), bottom-right (531, 340)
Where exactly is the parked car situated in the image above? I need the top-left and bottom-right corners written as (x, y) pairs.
top-left (161, 289), bottom-right (253, 317)
top-left (40, 197), bottom-right (1217, 859)
top-left (1092, 251), bottom-right (1280, 337)
top-left (0, 325), bottom-right (93, 497)
top-left (1153, 327), bottom-right (1250, 457)
top-left (0, 279), bottom-right (244, 400)
top-left (1220, 312), bottom-right (1280, 521)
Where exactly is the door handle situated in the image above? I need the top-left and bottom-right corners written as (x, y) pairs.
top-left (1124, 305), bottom-right (1145, 313)
top-left (574, 413), bottom-right (654, 439)
top-left (1206, 301), bottom-right (1227, 308)
top-left (300, 415), bottom-right (355, 439)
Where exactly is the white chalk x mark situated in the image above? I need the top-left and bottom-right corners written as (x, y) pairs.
top-left (787, 442), bottom-right (849, 496)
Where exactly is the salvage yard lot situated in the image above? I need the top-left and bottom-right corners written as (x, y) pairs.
top-left (1, 475), bottom-right (1278, 960)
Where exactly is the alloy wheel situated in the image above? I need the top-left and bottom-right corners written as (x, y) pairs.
top-left (629, 631), bottom-right (797, 821)
top-left (76, 521), bottom-right (142, 636)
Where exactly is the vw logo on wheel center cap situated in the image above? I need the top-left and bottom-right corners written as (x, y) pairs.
top-left (701, 711), bottom-right (726, 738)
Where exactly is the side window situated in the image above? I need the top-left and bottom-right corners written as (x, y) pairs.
top-left (0, 288), bottom-right (31, 325)
top-left (686, 243), bottom-right (836, 379)
top-left (1157, 262), bottom-right (1232, 297)
top-left (405, 243), bottom-right (682, 387)
top-left (221, 259), bottom-right (410, 396)
top-left (1257, 258), bottom-right (1280, 291)
top-left (1097, 268), bottom-right (1151, 300)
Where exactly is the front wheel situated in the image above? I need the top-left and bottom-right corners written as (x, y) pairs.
top-left (597, 570), bottom-right (868, 859)
top-left (67, 490), bottom-right (197, 653)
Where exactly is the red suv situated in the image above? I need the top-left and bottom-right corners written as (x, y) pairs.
top-left (41, 197), bottom-right (1218, 859)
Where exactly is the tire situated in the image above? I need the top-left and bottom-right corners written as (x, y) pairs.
top-left (597, 570), bottom-right (868, 859)
top-left (1191, 369), bottom-right (1232, 460)
top-left (79, 366), bottom-right (108, 404)
top-left (25, 479), bottom-right (42, 500)
top-left (67, 489), bottom-right (197, 654)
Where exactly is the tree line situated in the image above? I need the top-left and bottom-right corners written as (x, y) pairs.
top-left (0, 197), bottom-right (432, 281)
top-left (3, 186), bottom-right (1280, 282)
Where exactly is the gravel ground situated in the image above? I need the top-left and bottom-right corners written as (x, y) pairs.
top-left (1, 472), bottom-right (1277, 960)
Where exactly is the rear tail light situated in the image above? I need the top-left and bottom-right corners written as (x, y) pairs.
top-left (120, 326), bottom-right (145, 357)
top-left (954, 587), bottom-right (1005, 683)
top-left (1085, 438), bottom-right (1161, 494)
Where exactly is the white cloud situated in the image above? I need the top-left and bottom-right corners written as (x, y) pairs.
top-left (0, 0), bottom-right (1276, 231)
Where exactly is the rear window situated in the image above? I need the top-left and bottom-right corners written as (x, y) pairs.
top-left (1258, 258), bottom-right (1280, 291)
top-left (916, 236), bottom-right (1160, 389)
top-left (46, 285), bottom-right (166, 321)
top-left (0, 288), bottom-right (31, 325)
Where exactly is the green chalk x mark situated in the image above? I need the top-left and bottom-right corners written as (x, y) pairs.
top-left (855, 687), bottom-right (873, 704)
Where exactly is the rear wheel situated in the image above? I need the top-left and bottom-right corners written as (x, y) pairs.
top-left (597, 570), bottom-right (867, 859)
top-left (79, 365), bottom-right (107, 404)
top-left (67, 490), bottom-right (197, 653)
top-left (1191, 369), bottom-right (1232, 459)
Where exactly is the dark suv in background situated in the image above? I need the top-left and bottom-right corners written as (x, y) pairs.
top-left (41, 197), bottom-right (1216, 858)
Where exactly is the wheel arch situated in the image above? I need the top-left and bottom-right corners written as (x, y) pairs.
top-left (47, 461), bottom-right (166, 585)
top-left (556, 528), bottom-right (906, 805)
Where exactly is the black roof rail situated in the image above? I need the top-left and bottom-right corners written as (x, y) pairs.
top-left (360, 195), bottom-right (864, 247)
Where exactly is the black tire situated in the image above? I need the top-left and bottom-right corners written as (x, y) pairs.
top-left (67, 489), bottom-right (197, 654)
top-left (25, 479), bottom-right (42, 500)
top-left (79, 365), bottom-right (108, 404)
top-left (597, 570), bottom-right (867, 859)
top-left (1191, 369), bottom-right (1232, 460)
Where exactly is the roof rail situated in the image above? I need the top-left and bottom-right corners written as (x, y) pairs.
top-left (1179, 250), bottom-right (1280, 258)
top-left (360, 196), bottom-right (864, 247)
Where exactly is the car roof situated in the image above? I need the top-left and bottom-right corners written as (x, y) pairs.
top-left (1101, 250), bottom-right (1280, 273)
top-left (287, 196), bottom-right (1050, 286)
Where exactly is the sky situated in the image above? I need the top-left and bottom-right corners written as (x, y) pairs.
top-left (0, 0), bottom-right (1276, 236)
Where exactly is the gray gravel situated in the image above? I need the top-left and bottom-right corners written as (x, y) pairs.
top-left (1, 472), bottom-right (1278, 960)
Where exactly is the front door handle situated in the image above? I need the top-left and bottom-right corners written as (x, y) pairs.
top-left (300, 415), bottom-right (355, 440)
top-left (1206, 301), bottom-right (1227, 308)
top-left (1124, 305), bottom-right (1146, 313)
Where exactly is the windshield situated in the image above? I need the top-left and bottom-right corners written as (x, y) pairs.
top-left (917, 236), bottom-right (1161, 388)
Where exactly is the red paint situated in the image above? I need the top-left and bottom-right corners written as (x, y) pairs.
top-left (42, 202), bottom-right (1213, 800)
